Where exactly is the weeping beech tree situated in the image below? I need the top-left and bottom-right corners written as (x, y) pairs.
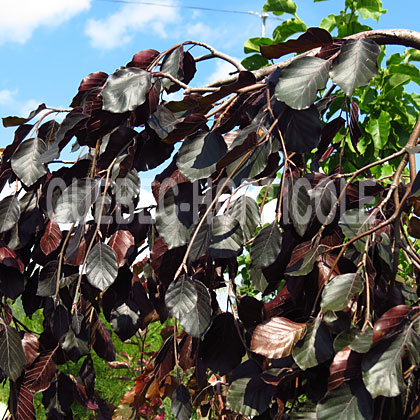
top-left (2, 2), bottom-right (420, 419)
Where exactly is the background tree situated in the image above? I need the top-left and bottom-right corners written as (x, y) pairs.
top-left (1, 0), bottom-right (420, 419)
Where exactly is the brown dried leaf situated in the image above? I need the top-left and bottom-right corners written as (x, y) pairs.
top-left (263, 286), bottom-right (292, 320)
top-left (328, 347), bottom-right (362, 390)
top-left (261, 27), bottom-right (333, 59)
top-left (0, 245), bottom-right (24, 273)
top-left (21, 333), bottom-right (40, 368)
top-left (24, 350), bottom-right (57, 393)
top-left (66, 236), bottom-right (86, 266)
top-left (108, 229), bottom-right (135, 268)
top-left (40, 220), bottom-right (62, 256)
top-left (251, 317), bottom-right (306, 359)
top-left (408, 217), bottom-right (420, 239)
top-left (372, 305), bottom-right (412, 343)
top-left (16, 385), bottom-right (36, 420)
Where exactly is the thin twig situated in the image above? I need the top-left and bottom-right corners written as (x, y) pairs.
top-left (206, 94), bottom-right (238, 119)
top-left (71, 140), bottom-right (133, 312)
top-left (55, 223), bottom-right (75, 304)
top-left (264, 91), bottom-right (288, 224)
top-left (148, 40), bottom-right (245, 75)
top-left (90, 138), bottom-right (101, 178)
top-left (188, 41), bottom-right (245, 72)
top-left (152, 72), bottom-right (191, 90)
top-left (174, 116), bottom-right (281, 280)
top-left (362, 237), bottom-right (372, 331)
top-left (71, 166), bottom-right (114, 312)
top-left (174, 150), bottom-right (252, 280)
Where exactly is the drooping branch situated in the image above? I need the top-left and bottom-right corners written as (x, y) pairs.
top-left (189, 41), bottom-right (246, 72)
top-left (205, 29), bottom-right (420, 88)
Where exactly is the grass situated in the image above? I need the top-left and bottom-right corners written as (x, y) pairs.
top-left (0, 298), bottom-right (181, 419)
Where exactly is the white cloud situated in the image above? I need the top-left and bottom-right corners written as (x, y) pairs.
top-left (184, 22), bottom-right (215, 43)
top-left (19, 99), bottom-right (42, 117)
top-left (0, 90), bottom-right (18, 106)
top-left (0, 0), bottom-right (91, 45)
top-left (85, 1), bottom-right (180, 50)
top-left (206, 60), bottom-right (238, 85)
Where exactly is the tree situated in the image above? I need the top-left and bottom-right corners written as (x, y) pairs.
top-left (1, 0), bottom-right (420, 418)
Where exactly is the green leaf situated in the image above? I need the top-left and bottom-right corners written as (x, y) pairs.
top-left (351, 328), bottom-right (373, 353)
top-left (241, 54), bottom-right (269, 71)
top-left (155, 187), bottom-right (192, 249)
top-left (112, 169), bottom-right (140, 207)
top-left (336, 19), bottom-right (372, 38)
top-left (362, 333), bottom-right (406, 398)
top-left (160, 47), bottom-right (183, 91)
top-left (251, 222), bottom-right (282, 269)
top-left (165, 275), bottom-right (198, 321)
top-left (102, 67), bottom-right (152, 113)
top-left (285, 244), bottom-right (324, 276)
top-left (272, 18), bottom-right (307, 43)
top-left (339, 208), bottom-right (373, 253)
top-left (289, 179), bottom-right (335, 238)
top-left (257, 182), bottom-right (279, 206)
top-left (405, 326), bottom-right (420, 365)
top-left (281, 106), bottom-right (322, 153)
top-left (289, 401), bottom-right (317, 419)
top-left (292, 318), bottom-right (334, 370)
top-left (2, 103), bottom-right (46, 127)
top-left (11, 137), bottom-right (47, 187)
top-left (407, 48), bottom-right (420, 62)
top-left (165, 277), bottom-right (212, 337)
top-left (356, 0), bottom-right (386, 21)
top-left (227, 377), bottom-right (259, 417)
top-left (317, 380), bottom-right (373, 420)
top-left (275, 57), bottom-right (330, 110)
top-left (171, 385), bottom-right (192, 420)
top-left (330, 39), bottom-right (380, 97)
top-left (180, 279), bottom-right (212, 338)
top-left (110, 300), bottom-right (142, 341)
top-left (388, 63), bottom-right (420, 85)
top-left (321, 273), bottom-right (364, 312)
top-left (249, 266), bottom-right (269, 294)
top-left (0, 195), bottom-right (20, 234)
top-left (86, 242), bottom-right (118, 291)
top-left (37, 261), bottom-right (60, 297)
top-left (365, 110), bottom-right (391, 151)
top-left (244, 37), bottom-right (274, 54)
top-left (187, 222), bottom-right (211, 263)
top-left (54, 178), bottom-right (101, 223)
top-left (227, 371), bottom-right (275, 417)
top-left (209, 215), bottom-right (244, 258)
top-left (382, 74), bottom-right (411, 100)
top-left (320, 14), bottom-right (337, 32)
top-left (0, 325), bottom-right (27, 381)
top-left (263, 0), bottom-right (297, 15)
top-left (61, 328), bottom-right (89, 362)
top-left (176, 131), bottom-right (227, 182)
top-left (228, 137), bottom-right (272, 183)
top-left (289, 180), bottom-right (311, 237)
top-left (39, 113), bottom-right (89, 163)
top-left (228, 195), bottom-right (260, 242)
top-left (410, 170), bottom-right (420, 198)
top-left (334, 329), bottom-right (359, 353)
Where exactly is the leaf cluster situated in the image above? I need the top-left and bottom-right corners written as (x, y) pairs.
top-left (0, 1), bottom-right (420, 419)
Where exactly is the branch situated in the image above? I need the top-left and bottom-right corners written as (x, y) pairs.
top-left (205, 29), bottom-right (420, 88)
top-left (189, 41), bottom-right (246, 72)
top-left (152, 72), bottom-right (191, 90)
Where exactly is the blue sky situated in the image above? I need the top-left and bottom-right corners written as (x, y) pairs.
top-left (0, 0), bottom-right (419, 149)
